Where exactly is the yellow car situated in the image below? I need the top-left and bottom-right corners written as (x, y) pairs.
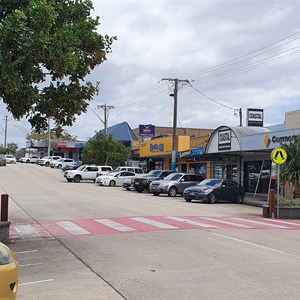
top-left (0, 242), bottom-right (19, 300)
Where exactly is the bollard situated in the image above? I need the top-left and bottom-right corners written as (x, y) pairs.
top-left (269, 189), bottom-right (275, 218)
top-left (1, 194), bottom-right (9, 222)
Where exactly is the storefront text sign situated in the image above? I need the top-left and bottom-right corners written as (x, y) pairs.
top-left (218, 129), bottom-right (231, 150)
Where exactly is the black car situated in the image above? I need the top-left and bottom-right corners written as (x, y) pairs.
top-left (183, 178), bottom-right (245, 204)
top-left (133, 170), bottom-right (175, 192)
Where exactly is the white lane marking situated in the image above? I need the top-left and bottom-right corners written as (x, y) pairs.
top-left (15, 250), bottom-right (38, 254)
top-left (19, 279), bottom-right (54, 286)
top-left (20, 262), bottom-right (43, 267)
top-left (131, 217), bottom-right (177, 229)
top-left (165, 216), bottom-right (218, 228)
top-left (212, 233), bottom-right (287, 254)
top-left (94, 219), bottom-right (136, 232)
top-left (15, 225), bottom-right (40, 238)
top-left (266, 219), bottom-right (300, 227)
top-left (200, 217), bottom-right (253, 228)
top-left (56, 221), bottom-right (90, 235)
top-left (232, 218), bottom-right (289, 228)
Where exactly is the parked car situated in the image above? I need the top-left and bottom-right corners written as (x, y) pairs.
top-left (50, 158), bottom-right (75, 169)
top-left (0, 242), bottom-right (19, 299)
top-left (122, 178), bottom-right (135, 191)
top-left (96, 171), bottom-right (136, 187)
top-left (19, 155), bottom-right (39, 163)
top-left (114, 166), bottom-right (144, 174)
top-left (95, 166), bottom-right (113, 177)
top-left (183, 178), bottom-right (245, 204)
top-left (5, 154), bottom-right (16, 164)
top-left (133, 170), bottom-right (175, 192)
top-left (37, 156), bottom-right (61, 166)
top-left (64, 165), bottom-right (110, 183)
top-left (62, 161), bottom-right (82, 171)
top-left (0, 154), bottom-right (6, 166)
top-left (149, 173), bottom-right (204, 197)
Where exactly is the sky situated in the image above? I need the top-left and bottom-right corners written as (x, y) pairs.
top-left (1, 0), bottom-right (300, 148)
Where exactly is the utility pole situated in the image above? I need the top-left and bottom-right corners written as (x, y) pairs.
top-left (47, 117), bottom-right (51, 156)
top-left (97, 103), bottom-right (115, 136)
top-left (162, 78), bottom-right (189, 171)
top-left (3, 115), bottom-right (8, 148)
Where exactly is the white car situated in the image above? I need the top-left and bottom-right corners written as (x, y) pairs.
top-left (19, 155), bottom-right (39, 163)
top-left (64, 165), bottom-right (109, 183)
top-left (50, 158), bottom-right (75, 169)
top-left (96, 171), bottom-right (136, 187)
top-left (37, 156), bottom-right (61, 166)
top-left (5, 155), bottom-right (16, 164)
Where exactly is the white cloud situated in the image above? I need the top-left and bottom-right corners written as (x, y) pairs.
top-left (1, 0), bottom-right (300, 147)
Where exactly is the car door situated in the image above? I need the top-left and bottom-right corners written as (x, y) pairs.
top-left (177, 175), bottom-right (193, 193)
top-left (116, 171), bottom-right (135, 186)
top-left (219, 180), bottom-right (232, 201)
top-left (85, 166), bottom-right (98, 179)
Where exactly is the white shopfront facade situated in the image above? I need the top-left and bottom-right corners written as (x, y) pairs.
top-left (205, 125), bottom-right (300, 195)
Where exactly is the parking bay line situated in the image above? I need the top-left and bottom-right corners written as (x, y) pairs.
top-left (19, 279), bottom-right (55, 286)
top-left (212, 232), bottom-right (288, 254)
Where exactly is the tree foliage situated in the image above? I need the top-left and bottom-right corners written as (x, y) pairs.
top-left (82, 132), bottom-right (130, 167)
top-left (26, 129), bottom-right (77, 142)
top-left (281, 136), bottom-right (300, 198)
top-left (0, 0), bottom-right (116, 131)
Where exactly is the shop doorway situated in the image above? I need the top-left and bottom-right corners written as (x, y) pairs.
top-left (244, 161), bottom-right (271, 193)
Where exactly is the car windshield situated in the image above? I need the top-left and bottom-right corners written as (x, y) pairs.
top-left (146, 170), bottom-right (161, 177)
top-left (199, 179), bottom-right (223, 187)
top-left (105, 171), bottom-right (119, 177)
top-left (76, 166), bottom-right (86, 171)
top-left (164, 173), bottom-right (183, 181)
top-left (6, 155), bottom-right (14, 158)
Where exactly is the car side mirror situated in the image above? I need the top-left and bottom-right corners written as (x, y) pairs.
top-left (181, 179), bottom-right (185, 182)
top-left (221, 184), bottom-right (226, 187)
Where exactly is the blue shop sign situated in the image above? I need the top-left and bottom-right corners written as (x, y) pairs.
top-left (177, 147), bottom-right (205, 158)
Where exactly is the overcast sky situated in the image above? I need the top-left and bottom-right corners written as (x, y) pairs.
top-left (1, 0), bottom-right (300, 148)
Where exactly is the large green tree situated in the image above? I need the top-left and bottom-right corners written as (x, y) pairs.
top-left (0, 0), bottom-right (116, 132)
top-left (82, 132), bottom-right (130, 167)
top-left (281, 136), bottom-right (300, 198)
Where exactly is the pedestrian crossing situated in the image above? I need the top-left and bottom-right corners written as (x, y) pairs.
top-left (9, 216), bottom-right (300, 241)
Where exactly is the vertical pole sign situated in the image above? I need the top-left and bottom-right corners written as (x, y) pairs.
top-left (271, 147), bottom-right (287, 219)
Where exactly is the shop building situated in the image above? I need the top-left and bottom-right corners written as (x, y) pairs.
top-left (205, 109), bottom-right (300, 198)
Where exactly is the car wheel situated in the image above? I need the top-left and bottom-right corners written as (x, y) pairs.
top-left (126, 188), bottom-right (131, 191)
top-left (208, 192), bottom-right (216, 204)
top-left (236, 194), bottom-right (244, 204)
top-left (184, 197), bottom-right (192, 202)
top-left (45, 162), bottom-right (50, 167)
top-left (153, 192), bottom-right (160, 196)
top-left (109, 180), bottom-right (116, 187)
top-left (73, 175), bottom-right (81, 183)
top-left (168, 186), bottom-right (177, 197)
top-left (136, 188), bottom-right (143, 193)
top-left (58, 165), bottom-right (62, 169)
top-left (26, 159), bottom-right (30, 163)
top-left (67, 178), bottom-right (73, 182)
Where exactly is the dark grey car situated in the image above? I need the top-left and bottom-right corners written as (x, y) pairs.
top-left (149, 173), bottom-right (204, 197)
top-left (0, 154), bottom-right (6, 166)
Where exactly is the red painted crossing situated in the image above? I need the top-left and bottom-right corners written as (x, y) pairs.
top-left (9, 216), bottom-right (300, 241)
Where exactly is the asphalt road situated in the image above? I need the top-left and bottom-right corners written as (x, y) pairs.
top-left (1, 163), bottom-right (300, 300)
